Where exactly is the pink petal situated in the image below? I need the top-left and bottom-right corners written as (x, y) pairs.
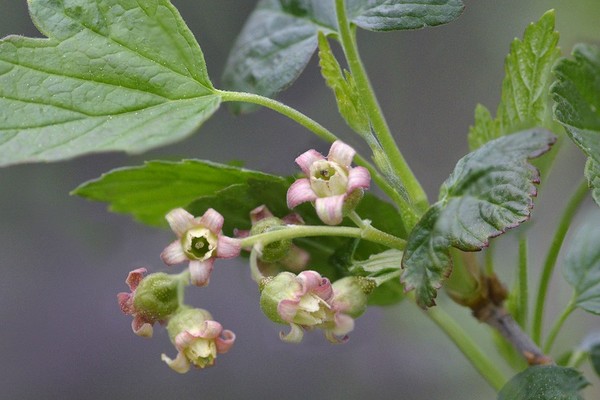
top-left (347, 166), bottom-right (371, 192)
top-left (125, 268), bottom-right (147, 290)
top-left (282, 212), bottom-right (305, 225)
top-left (299, 271), bottom-right (333, 300)
top-left (132, 316), bottom-right (153, 338)
top-left (315, 195), bottom-right (345, 225)
top-left (280, 323), bottom-right (304, 343)
top-left (117, 292), bottom-right (134, 314)
top-left (216, 236), bottom-right (241, 259)
top-left (174, 330), bottom-right (197, 351)
top-left (287, 178), bottom-right (317, 209)
top-left (328, 141), bottom-right (355, 166)
top-left (233, 229), bottom-right (250, 239)
top-left (182, 320), bottom-right (224, 340)
top-left (278, 299), bottom-right (300, 323)
top-left (215, 330), bottom-right (236, 353)
top-left (189, 259), bottom-right (214, 287)
top-left (199, 208), bottom-right (224, 233)
top-left (333, 313), bottom-right (355, 336)
top-left (166, 208), bottom-right (196, 237)
top-left (161, 240), bottom-right (187, 266)
top-left (250, 205), bottom-right (273, 224)
top-left (161, 351), bottom-right (191, 374)
top-left (295, 149), bottom-right (325, 175)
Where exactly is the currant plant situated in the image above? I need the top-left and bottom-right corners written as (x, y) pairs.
top-left (2, 1), bottom-right (600, 398)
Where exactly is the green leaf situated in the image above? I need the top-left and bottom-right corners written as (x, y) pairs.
top-left (73, 160), bottom-right (286, 226)
top-left (592, 343), bottom-right (600, 377)
top-left (562, 212), bottom-right (600, 314)
top-left (402, 129), bottom-right (556, 308)
top-left (468, 10), bottom-right (559, 150)
top-left (347, 0), bottom-right (464, 32)
top-left (0, 0), bottom-right (219, 166)
top-left (497, 366), bottom-right (588, 400)
top-left (318, 32), bottom-right (370, 135)
top-left (223, 0), bottom-right (463, 112)
top-left (553, 44), bottom-right (600, 207)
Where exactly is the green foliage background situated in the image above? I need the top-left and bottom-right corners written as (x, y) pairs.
top-left (0, 1), bottom-right (599, 399)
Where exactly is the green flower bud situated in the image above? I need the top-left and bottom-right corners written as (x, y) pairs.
top-left (133, 272), bottom-right (180, 322)
top-left (332, 276), bottom-right (373, 319)
top-left (250, 216), bottom-right (292, 263)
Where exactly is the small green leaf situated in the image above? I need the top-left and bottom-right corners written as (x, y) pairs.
top-left (563, 212), bottom-right (600, 314)
top-left (498, 366), bottom-right (588, 400)
top-left (318, 32), bottom-right (370, 135)
top-left (402, 129), bottom-right (556, 308)
top-left (553, 44), bottom-right (600, 207)
top-left (73, 160), bottom-right (286, 226)
top-left (469, 10), bottom-right (559, 150)
top-left (592, 343), bottom-right (600, 377)
top-left (223, 0), bottom-right (464, 112)
top-left (347, 0), bottom-right (464, 32)
top-left (0, 0), bottom-right (220, 166)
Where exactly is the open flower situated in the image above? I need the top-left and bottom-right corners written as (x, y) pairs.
top-left (260, 270), bottom-right (354, 343)
top-left (161, 208), bottom-right (241, 287)
top-left (117, 268), bottom-right (179, 338)
top-left (287, 140), bottom-right (371, 225)
top-left (161, 307), bottom-right (235, 373)
top-left (235, 205), bottom-right (309, 274)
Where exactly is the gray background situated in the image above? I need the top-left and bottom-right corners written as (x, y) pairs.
top-left (1, 1), bottom-right (600, 399)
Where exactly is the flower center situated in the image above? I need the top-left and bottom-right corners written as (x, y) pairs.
top-left (309, 160), bottom-right (349, 197)
top-left (183, 227), bottom-right (217, 260)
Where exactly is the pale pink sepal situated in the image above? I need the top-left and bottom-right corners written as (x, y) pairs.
top-left (117, 292), bottom-right (134, 314)
top-left (282, 212), bottom-right (305, 225)
top-left (199, 208), bottom-right (225, 233)
top-left (328, 140), bottom-right (355, 166)
top-left (280, 323), bottom-right (304, 343)
top-left (299, 271), bottom-right (333, 301)
top-left (215, 330), bottom-right (236, 353)
top-left (287, 178), bottom-right (317, 209)
top-left (132, 317), bottom-right (154, 338)
top-left (216, 236), bottom-right (241, 258)
top-left (161, 352), bottom-right (191, 374)
top-left (166, 208), bottom-right (196, 237)
top-left (249, 205), bottom-right (274, 224)
top-left (347, 166), bottom-right (371, 192)
top-left (160, 240), bottom-right (187, 266)
top-left (125, 267), bottom-right (147, 290)
top-left (189, 259), bottom-right (214, 287)
top-left (315, 195), bottom-right (345, 225)
top-left (295, 149), bottom-right (324, 175)
top-left (278, 299), bottom-right (300, 323)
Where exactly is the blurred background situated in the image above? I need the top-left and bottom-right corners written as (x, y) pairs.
top-left (1, 0), bottom-right (600, 399)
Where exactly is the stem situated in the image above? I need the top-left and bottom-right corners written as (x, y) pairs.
top-left (249, 247), bottom-right (264, 283)
top-left (334, 0), bottom-right (428, 219)
top-left (566, 349), bottom-right (588, 368)
top-left (543, 299), bottom-right (576, 354)
top-left (532, 180), bottom-right (588, 344)
top-left (348, 210), bottom-right (409, 249)
top-left (240, 224), bottom-right (406, 251)
top-left (218, 89), bottom-right (411, 234)
top-left (517, 235), bottom-right (529, 328)
top-left (419, 300), bottom-right (508, 390)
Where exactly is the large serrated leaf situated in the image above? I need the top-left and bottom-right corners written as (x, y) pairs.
top-left (553, 44), bottom-right (600, 207)
top-left (563, 212), bottom-right (600, 315)
top-left (468, 10), bottom-right (559, 150)
top-left (0, 0), bottom-right (220, 166)
top-left (72, 160), bottom-right (286, 226)
top-left (401, 129), bottom-right (556, 308)
top-left (498, 366), bottom-right (588, 400)
top-left (223, 0), bottom-right (463, 112)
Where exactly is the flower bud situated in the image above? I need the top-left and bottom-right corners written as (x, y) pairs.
top-left (331, 277), bottom-right (373, 319)
top-left (117, 269), bottom-right (179, 338)
top-left (162, 307), bottom-right (235, 373)
top-left (250, 216), bottom-right (291, 263)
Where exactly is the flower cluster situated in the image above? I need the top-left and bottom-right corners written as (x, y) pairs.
top-left (117, 141), bottom-right (374, 372)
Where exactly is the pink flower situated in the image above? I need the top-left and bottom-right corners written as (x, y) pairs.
top-left (117, 268), bottom-right (179, 338)
top-left (161, 307), bottom-right (236, 373)
top-left (287, 141), bottom-right (371, 225)
top-left (235, 205), bottom-right (309, 273)
top-left (161, 208), bottom-right (241, 287)
top-left (260, 270), bottom-right (354, 343)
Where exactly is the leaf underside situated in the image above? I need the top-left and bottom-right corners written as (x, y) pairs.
top-left (0, 0), bottom-right (219, 166)
top-left (553, 44), bottom-right (600, 207)
top-left (401, 129), bottom-right (556, 308)
top-left (497, 366), bottom-right (588, 400)
top-left (222, 0), bottom-right (464, 113)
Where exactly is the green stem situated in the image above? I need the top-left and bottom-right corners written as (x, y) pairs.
top-left (532, 180), bottom-right (588, 344)
top-left (249, 248), bottom-right (264, 283)
top-left (334, 0), bottom-right (429, 221)
top-left (517, 235), bottom-right (529, 328)
top-left (218, 89), bottom-right (410, 235)
top-left (417, 298), bottom-right (508, 390)
top-left (566, 349), bottom-right (588, 368)
top-left (543, 299), bottom-right (576, 354)
top-left (348, 210), bottom-right (409, 249)
top-left (240, 224), bottom-right (406, 251)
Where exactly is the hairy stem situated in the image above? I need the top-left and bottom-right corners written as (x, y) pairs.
top-left (334, 0), bottom-right (428, 226)
top-left (516, 235), bottom-right (529, 328)
top-left (532, 180), bottom-right (588, 344)
top-left (543, 298), bottom-right (576, 354)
